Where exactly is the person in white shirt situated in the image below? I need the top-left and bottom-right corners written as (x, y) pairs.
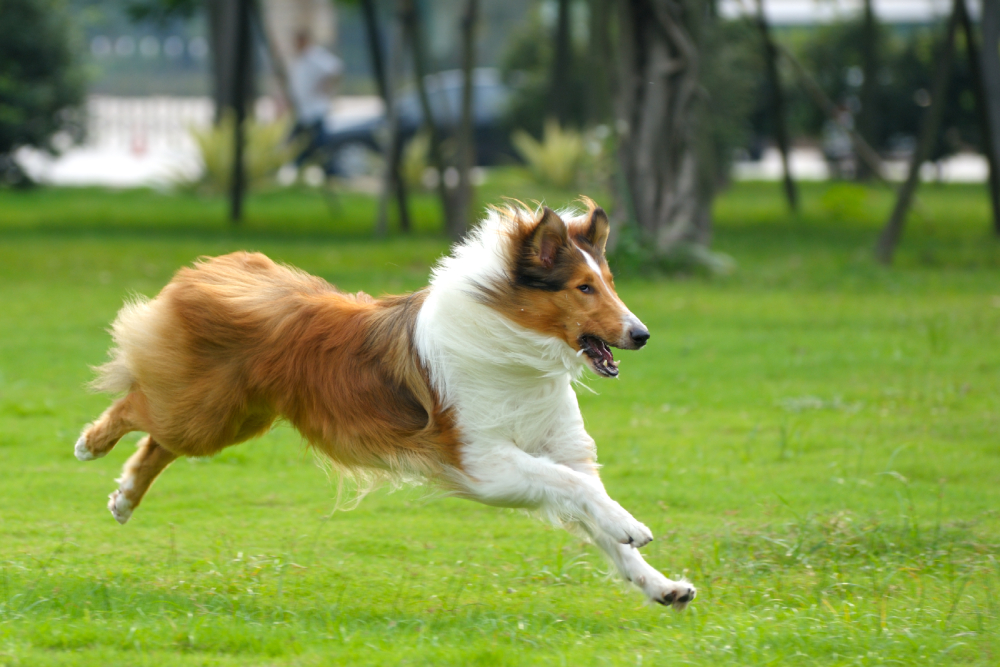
top-left (288, 30), bottom-right (343, 166)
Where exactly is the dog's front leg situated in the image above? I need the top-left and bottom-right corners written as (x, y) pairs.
top-left (557, 460), bottom-right (697, 609)
top-left (459, 442), bottom-right (653, 547)
top-left (584, 525), bottom-right (697, 609)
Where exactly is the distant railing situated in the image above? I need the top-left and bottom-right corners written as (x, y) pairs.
top-left (84, 96), bottom-right (283, 155)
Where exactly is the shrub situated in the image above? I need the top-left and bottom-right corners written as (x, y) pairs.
top-left (511, 119), bottom-right (584, 189)
top-left (182, 112), bottom-right (298, 194)
top-left (0, 0), bottom-right (85, 185)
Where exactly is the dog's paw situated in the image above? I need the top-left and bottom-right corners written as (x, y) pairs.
top-left (108, 489), bottom-right (133, 525)
top-left (599, 504), bottom-right (653, 547)
top-left (74, 433), bottom-right (102, 461)
top-left (648, 578), bottom-right (696, 611)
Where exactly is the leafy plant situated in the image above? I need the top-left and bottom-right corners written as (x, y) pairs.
top-left (820, 183), bottom-right (870, 221)
top-left (511, 119), bottom-right (584, 189)
top-left (182, 112), bottom-right (299, 194)
top-left (401, 131), bottom-right (431, 190)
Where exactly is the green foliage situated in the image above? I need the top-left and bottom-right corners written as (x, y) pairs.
top-left (0, 0), bottom-right (85, 183)
top-left (511, 119), bottom-right (584, 189)
top-left (818, 183), bottom-right (870, 220)
top-left (401, 131), bottom-right (431, 190)
top-left (785, 20), bottom-right (980, 158)
top-left (698, 17), bottom-right (764, 176)
top-left (182, 113), bottom-right (300, 195)
top-left (123, 0), bottom-right (199, 24)
top-left (499, 9), bottom-right (591, 138)
top-left (0, 179), bottom-right (999, 664)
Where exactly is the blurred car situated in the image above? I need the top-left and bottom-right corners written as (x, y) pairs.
top-left (321, 68), bottom-right (514, 177)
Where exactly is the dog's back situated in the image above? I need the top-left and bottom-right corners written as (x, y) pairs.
top-left (82, 252), bottom-right (461, 509)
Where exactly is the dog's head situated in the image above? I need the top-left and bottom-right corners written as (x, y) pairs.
top-left (498, 203), bottom-right (649, 377)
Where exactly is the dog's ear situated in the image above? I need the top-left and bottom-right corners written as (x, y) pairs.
top-left (579, 206), bottom-right (610, 255)
top-left (527, 207), bottom-right (568, 270)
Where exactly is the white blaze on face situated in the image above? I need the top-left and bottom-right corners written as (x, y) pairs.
top-left (577, 246), bottom-right (608, 291)
top-left (577, 245), bottom-right (639, 340)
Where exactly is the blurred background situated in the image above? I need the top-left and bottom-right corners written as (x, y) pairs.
top-left (3, 0), bottom-right (998, 263)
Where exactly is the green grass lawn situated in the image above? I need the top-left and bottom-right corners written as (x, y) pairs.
top-left (0, 176), bottom-right (998, 665)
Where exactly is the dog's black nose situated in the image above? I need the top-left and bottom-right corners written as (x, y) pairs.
top-left (629, 326), bottom-right (650, 347)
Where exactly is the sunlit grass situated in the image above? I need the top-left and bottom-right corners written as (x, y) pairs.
top-left (0, 177), bottom-right (998, 665)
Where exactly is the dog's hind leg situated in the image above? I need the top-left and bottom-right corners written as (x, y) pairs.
top-left (108, 435), bottom-right (178, 524)
top-left (75, 392), bottom-right (146, 461)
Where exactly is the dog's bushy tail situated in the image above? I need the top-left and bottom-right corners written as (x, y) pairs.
top-left (90, 296), bottom-right (155, 395)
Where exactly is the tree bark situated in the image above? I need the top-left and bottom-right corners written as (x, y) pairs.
top-left (363, 0), bottom-right (410, 235)
top-left (982, 0), bottom-right (1000, 234)
top-left (549, 0), bottom-right (572, 126)
top-left (875, 0), bottom-right (959, 264)
top-left (453, 0), bottom-right (479, 237)
top-left (400, 0), bottom-right (457, 237)
top-left (856, 0), bottom-right (879, 181)
top-left (755, 0), bottom-right (797, 211)
top-left (229, 0), bottom-right (251, 224)
top-left (587, 0), bottom-right (613, 126)
top-left (207, 0), bottom-right (255, 125)
top-left (960, 0), bottom-right (1000, 235)
top-left (614, 0), bottom-right (710, 255)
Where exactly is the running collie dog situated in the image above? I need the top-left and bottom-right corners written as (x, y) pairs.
top-left (75, 201), bottom-right (696, 609)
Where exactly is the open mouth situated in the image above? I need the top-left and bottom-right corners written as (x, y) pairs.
top-left (579, 335), bottom-right (619, 377)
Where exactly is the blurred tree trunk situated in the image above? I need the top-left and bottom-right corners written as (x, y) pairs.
top-left (959, 0), bottom-right (1000, 235)
top-left (453, 0), bottom-right (479, 235)
top-left (876, 0), bottom-right (959, 264)
top-left (549, 0), bottom-right (572, 126)
top-left (400, 0), bottom-right (466, 239)
top-left (224, 0), bottom-right (252, 224)
top-left (589, 0), bottom-right (627, 251)
top-left (856, 0), bottom-right (878, 181)
top-left (207, 0), bottom-right (255, 125)
top-left (982, 0), bottom-right (1000, 234)
top-left (362, 0), bottom-right (410, 235)
top-left (587, 0), bottom-right (612, 125)
top-left (614, 0), bottom-right (711, 255)
top-left (755, 0), bottom-right (797, 211)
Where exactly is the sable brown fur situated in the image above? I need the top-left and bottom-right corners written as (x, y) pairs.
top-left (83, 252), bottom-right (461, 515)
top-left (482, 202), bottom-right (632, 351)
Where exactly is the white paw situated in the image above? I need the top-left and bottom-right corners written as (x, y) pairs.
top-left (637, 571), bottom-right (696, 610)
top-left (598, 503), bottom-right (653, 547)
top-left (108, 489), bottom-right (133, 525)
top-left (74, 434), bottom-right (99, 461)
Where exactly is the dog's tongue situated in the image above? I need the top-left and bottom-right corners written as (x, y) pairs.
top-left (599, 343), bottom-right (614, 365)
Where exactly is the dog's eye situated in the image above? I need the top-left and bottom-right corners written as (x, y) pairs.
top-left (578, 284), bottom-right (593, 294)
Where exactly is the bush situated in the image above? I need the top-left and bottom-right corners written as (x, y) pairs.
top-left (181, 112), bottom-right (299, 194)
top-left (0, 0), bottom-right (85, 185)
top-left (511, 119), bottom-right (584, 189)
